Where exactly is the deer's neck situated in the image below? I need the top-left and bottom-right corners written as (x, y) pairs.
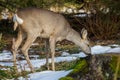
top-left (66, 29), bottom-right (82, 45)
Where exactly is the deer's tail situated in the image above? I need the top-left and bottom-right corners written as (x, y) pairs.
top-left (13, 14), bottom-right (23, 31)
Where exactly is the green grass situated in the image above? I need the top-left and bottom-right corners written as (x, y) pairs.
top-left (0, 66), bottom-right (30, 79)
top-left (0, 39), bottom-right (7, 51)
top-left (56, 44), bottom-right (80, 54)
top-left (59, 77), bottom-right (74, 80)
top-left (37, 60), bottom-right (78, 72)
top-left (109, 56), bottom-right (120, 78)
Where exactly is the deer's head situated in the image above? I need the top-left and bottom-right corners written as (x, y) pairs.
top-left (80, 28), bottom-right (91, 55)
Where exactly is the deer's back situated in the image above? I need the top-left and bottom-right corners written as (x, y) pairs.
top-left (17, 8), bottom-right (71, 38)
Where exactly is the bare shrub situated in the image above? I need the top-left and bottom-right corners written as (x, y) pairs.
top-left (83, 13), bottom-right (120, 40)
top-left (68, 13), bottom-right (120, 40)
top-left (0, 33), bottom-right (8, 51)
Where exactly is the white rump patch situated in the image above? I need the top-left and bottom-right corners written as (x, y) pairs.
top-left (13, 14), bottom-right (23, 24)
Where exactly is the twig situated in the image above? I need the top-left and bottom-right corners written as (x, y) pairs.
top-left (114, 56), bottom-right (120, 80)
top-left (0, 33), bottom-right (2, 42)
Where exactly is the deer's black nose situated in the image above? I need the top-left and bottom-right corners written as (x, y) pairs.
top-left (86, 54), bottom-right (92, 60)
top-left (88, 53), bottom-right (92, 56)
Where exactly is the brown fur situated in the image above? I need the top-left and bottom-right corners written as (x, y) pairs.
top-left (9, 7), bottom-right (91, 72)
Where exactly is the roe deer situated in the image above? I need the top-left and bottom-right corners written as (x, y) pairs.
top-left (1, 8), bottom-right (91, 72)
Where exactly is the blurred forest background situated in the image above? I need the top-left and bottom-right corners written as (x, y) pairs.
top-left (0, 0), bottom-right (120, 50)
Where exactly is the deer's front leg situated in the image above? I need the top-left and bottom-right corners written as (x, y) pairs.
top-left (21, 34), bottom-right (37, 73)
top-left (49, 36), bottom-right (56, 71)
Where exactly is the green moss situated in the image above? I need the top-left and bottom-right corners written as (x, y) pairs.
top-left (70, 59), bottom-right (87, 74)
top-left (60, 55), bottom-right (120, 80)
top-left (109, 56), bottom-right (120, 77)
top-left (59, 59), bottom-right (88, 80)
top-left (59, 77), bottom-right (74, 80)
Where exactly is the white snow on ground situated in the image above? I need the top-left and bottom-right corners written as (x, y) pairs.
top-left (107, 47), bottom-right (120, 53)
top-left (0, 56), bottom-right (77, 71)
top-left (71, 52), bottom-right (86, 57)
top-left (18, 70), bottom-right (72, 80)
top-left (0, 50), bottom-right (13, 61)
top-left (20, 56), bottom-right (77, 71)
top-left (0, 44), bottom-right (120, 80)
top-left (61, 52), bottom-right (70, 56)
top-left (91, 45), bottom-right (111, 54)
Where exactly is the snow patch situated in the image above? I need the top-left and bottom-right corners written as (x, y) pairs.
top-left (91, 45), bottom-right (111, 54)
top-left (107, 47), bottom-right (120, 53)
top-left (61, 52), bottom-right (70, 56)
top-left (18, 70), bottom-right (72, 80)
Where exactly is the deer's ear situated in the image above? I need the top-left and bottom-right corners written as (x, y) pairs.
top-left (81, 28), bottom-right (88, 39)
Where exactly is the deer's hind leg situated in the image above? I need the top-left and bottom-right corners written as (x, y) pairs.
top-left (12, 30), bottom-right (24, 72)
top-left (21, 34), bottom-right (38, 72)
top-left (45, 39), bottom-right (50, 70)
